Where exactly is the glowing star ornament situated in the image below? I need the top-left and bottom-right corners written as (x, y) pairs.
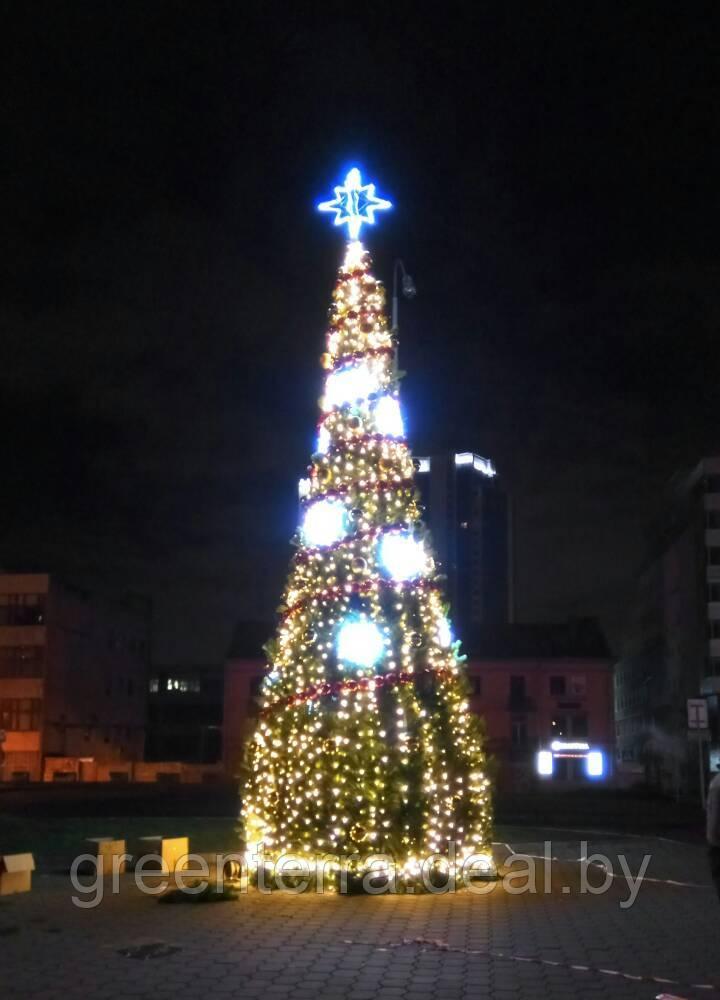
top-left (336, 617), bottom-right (385, 669)
top-left (302, 497), bottom-right (348, 547)
top-left (317, 167), bottom-right (392, 240)
top-left (373, 395), bottom-right (404, 438)
top-left (378, 531), bottom-right (427, 581)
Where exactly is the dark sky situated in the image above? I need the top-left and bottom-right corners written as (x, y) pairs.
top-left (2, 3), bottom-right (720, 661)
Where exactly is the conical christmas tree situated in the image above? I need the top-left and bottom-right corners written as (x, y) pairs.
top-left (242, 169), bottom-right (492, 886)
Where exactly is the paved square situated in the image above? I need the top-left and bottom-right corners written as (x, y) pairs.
top-left (0, 828), bottom-right (717, 1000)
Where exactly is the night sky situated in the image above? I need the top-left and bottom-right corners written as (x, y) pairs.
top-left (3, 4), bottom-right (720, 661)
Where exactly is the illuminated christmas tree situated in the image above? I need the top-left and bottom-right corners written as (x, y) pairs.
top-left (242, 168), bottom-right (493, 887)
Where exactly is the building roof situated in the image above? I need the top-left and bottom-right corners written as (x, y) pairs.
top-left (463, 620), bottom-right (611, 660)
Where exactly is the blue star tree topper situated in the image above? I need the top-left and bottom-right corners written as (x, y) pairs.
top-left (317, 167), bottom-right (392, 240)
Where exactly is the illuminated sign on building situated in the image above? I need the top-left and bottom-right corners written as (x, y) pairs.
top-left (536, 743), bottom-right (606, 780)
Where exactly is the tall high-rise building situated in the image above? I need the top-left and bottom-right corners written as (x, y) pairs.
top-left (415, 452), bottom-right (512, 643)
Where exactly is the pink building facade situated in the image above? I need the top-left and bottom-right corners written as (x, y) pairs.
top-left (224, 622), bottom-right (614, 791)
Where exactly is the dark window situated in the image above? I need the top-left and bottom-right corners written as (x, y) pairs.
top-left (0, 646), bottom-right (44, 678)
top-left (510, 676), bottom-right (526, 699)
top-left (710, 621), bottom-right (720, 640)
top-left (708, 511), bottom-right (720, 529)
top-left (511, 717), bottom-right (527, 746)
top-left (0, 698), bottom-right (42, 731)
top-left (469, 676), bottom-right (482, 695)
top-left (571, 714), bottom-right (589, 737)
top-left (11, 771), bottom-right (30, 784)
top-left (706, 475), bottom-right (720, 494)
top-left (708, 584), bottom-right (720, 603)
top-left (708, 547), bottom-right (720, 566)
top-left (109, 771), bottom-right (130, 783)
top-left (0, 594), bottom-right (46, 626)
top-left (706, 657), bottom-right (720, 678)
top-left (569, 675), bottom-right (586, 697)
top-left (549, 676), bottom-right (566, 696)
top-left (250, 676), bottom-right (264, 696)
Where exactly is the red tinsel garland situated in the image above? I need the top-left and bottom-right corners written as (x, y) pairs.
top-left (294, 520), bottom-right (404, 560)
top-left (328, 345), bottom-right (393, 372)
top-left (260, 664), bottom-right (455, 718)
top-left (281, 576), bottom-right (440, 621)
top-left (312, 429), bottom-right (408, 456)
top-left (300, 476), bottom-right (415, 507)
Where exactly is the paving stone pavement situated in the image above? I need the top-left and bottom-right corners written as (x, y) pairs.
top-left (0, 832), bottom-right (717, 1000)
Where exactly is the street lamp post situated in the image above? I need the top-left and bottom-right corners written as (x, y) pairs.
top-left (391, 259), bottom-right (416, 374)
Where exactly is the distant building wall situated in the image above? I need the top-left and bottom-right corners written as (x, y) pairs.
top-left (146, 665), bottom-right (223, 763)
top-left (0, 573), bottom-right (150, 782)
top-left (615, 456), bottom-right (720, 795)
top-left (468, 655), bottom-right (614, 790)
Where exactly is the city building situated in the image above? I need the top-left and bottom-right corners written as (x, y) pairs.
top-left (0, 573), bottom-right (151, 782)
top-left (465, 620), bottom-right (614, 789)
top-left (222, 619), bottom-right (613, 791)
top-left (415, 452), bottom-right (512, 638)
top-left (615, 456), bottom-right (720, 795)
top-left (146, 664), bottom-right (223, 763)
